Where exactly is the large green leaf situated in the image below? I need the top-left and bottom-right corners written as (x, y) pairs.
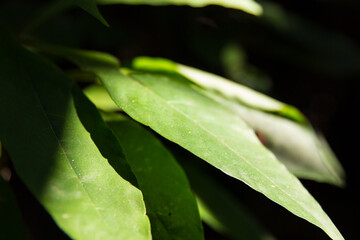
top-left (0, 33), bottom-right (150, 239)
top-left (72, 0), bottom-right (109, 26)
top-left (97, 0), bottom-right (263, 16)
top-left (103, 113), bottom-right (204, 240)
top-left (131, 56), bottom-right (345, 186)
top-left (30, 46), bottom-right (343, 240)
top-left (99, 71), bottom-right (343, 240)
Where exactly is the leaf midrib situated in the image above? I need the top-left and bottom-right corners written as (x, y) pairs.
top-left (125, 73), bottom-right (330, 234)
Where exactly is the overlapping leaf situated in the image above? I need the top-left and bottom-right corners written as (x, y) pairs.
top-left (131, 56), bottom-right (345, 186)
top-left (103, 113), bottom-right (204, 240)
top-left (45, 47), bottom-right (343, 240)
top-left (172, 147), bottom-right (274, 240)
top-left (0, 33), bottom-right (151, 240)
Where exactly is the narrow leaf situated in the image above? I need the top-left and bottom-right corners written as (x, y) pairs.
top-left (72, 0), bottom-right (109, 26)
top-left (0, 33), bottom-right (150, 239)
top-left (104, 113), bottom-right (204, 240)
top-left (131, 57), bottom-right (345, 186)
top-left (97, 0), bottom-right (263, 16)
top-left (132, 57), bottom-right (306, 123)
top-left (30, 46), bottom-right (344, 240)
top-left (172, 146), bottom-right (274, 240)
top-left (206, 97), bottom-right (345, 186)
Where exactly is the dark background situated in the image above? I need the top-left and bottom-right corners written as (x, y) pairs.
top-left (1, 0), bottom-right (359, 239)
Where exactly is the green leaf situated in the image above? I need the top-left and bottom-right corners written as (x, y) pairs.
top-left (131, 57), bottom-right (345, 186)
top-left (72, 0), bottom-right (109, 26)
top-left (84, 84), bottom-right (121, 112)
top-left (103, 113), bottom-right (204, 240)
top-left (202, 95), bottom-right (345, 186)
top-left (132, 57), bottom-right (306, 123)
top-left (0, 33), bottom-right (150, 239)
top-left (173, 147), bottom-right (274, 240)
top-left (30, 46), bottom-right (344, 240)
top-left (97, 0), bottom-right (263, 16)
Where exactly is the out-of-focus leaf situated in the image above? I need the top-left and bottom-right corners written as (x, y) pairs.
top-left (220, 42), bottom-right (272, 92)
top-left (31, 45), bottom-right (344, 240)
top-left (131, 57), bottom-right (306, 123)
top-left (84, 84), bottom-right (121, 112)
top-left (97, 0), bottom-right (263, 16)
top-left (72, 0), bottom-right (109, 26)
top-left (0, 33), bottom-right (150, 240)
top-left (260, 1), bottom-right (360, 78)
top-left (203, 92), bottom-right (345, 186)
top-left (103, 113), bottom-right (204, 240)
top-left (172, 147), bottom-right (274, 240)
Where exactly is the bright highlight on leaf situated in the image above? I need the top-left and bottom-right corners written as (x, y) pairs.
top-left (132, 56), bottom-right (345, 186)
top-left (97, 0), bottom-right (263, 16)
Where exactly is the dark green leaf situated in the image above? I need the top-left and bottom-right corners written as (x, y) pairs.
top-left (0, 33), bottom-right (150, 240)
top-left (103, 113), bottom-right (204, 240)
top-left (72, 0), bottom-right (109, 26)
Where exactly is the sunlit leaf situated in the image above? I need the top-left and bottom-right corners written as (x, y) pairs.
top-left (103, 113), bottom-right (204, 240)
top-left (0, 33), bottom-right (150, 240)
top-left (97, 0), bottom-right (263, 16)
top-left (30, 45), bottom-right (344, 240)
top-left (131, 57), bottom-right (345, 186)
top-left (173, 147), bottom-right (274, 240)
top-left (84, 84), bottom-right (121, 112)
top-left (72, 0), bottom-right (109, 26)
top-left (132, 57), bottom-right (306, 123)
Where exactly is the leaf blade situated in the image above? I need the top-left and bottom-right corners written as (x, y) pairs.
top-left (0, 34), bottom-right (150, 240)
top-left (104, 113), bottom-right (204, 240)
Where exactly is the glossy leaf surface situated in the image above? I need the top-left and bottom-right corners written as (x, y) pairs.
top-left (101, 70), bottom-right (342, 240)
top-left (131, 56), bottom-right (345, 186)
top-left (104, 113), bottom-right (204, 240)
top-left (173, 147), bottom-right (274, 240)
top-left (0, 34), bottom-right (150, 240)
